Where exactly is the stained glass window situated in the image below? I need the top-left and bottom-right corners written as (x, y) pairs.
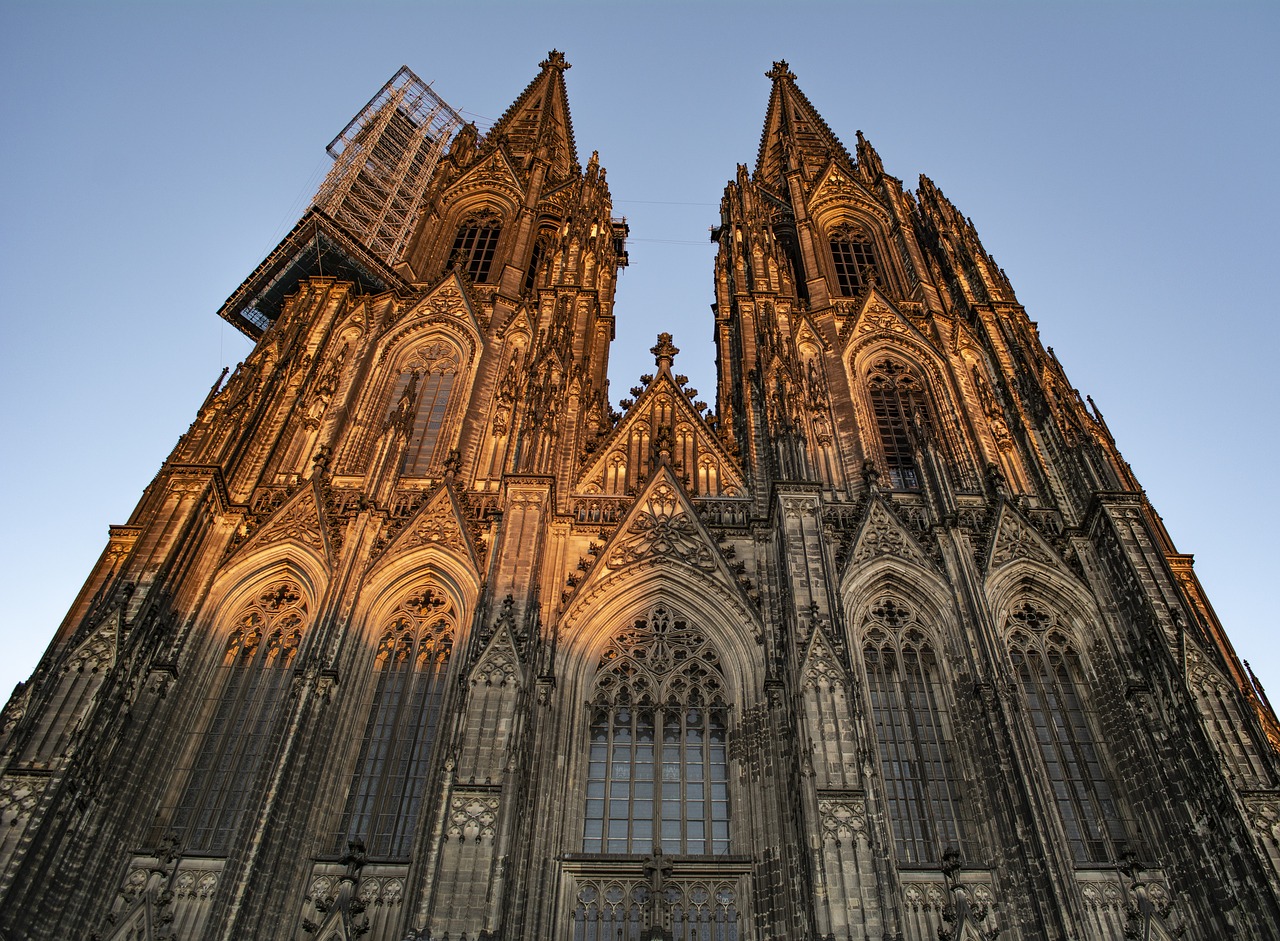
top-left (338, 586), bottom-right (454, 858)
top-left (448, 213), bottom-right (501, 282)
top-left (176, 581), bottom-right (306, 854)
top-left (868, 359), bottom-right (928, 490)
top-left (1008, 605), bottom-right (1127, 864)
top-left (862, 598), bottom-right (962, 864)
top-left (829, 226), bottom-right (879, 296)
top-left (582, 606), bottom-right (730, 857)
top-left (387, 341), bottom-right (460, 476)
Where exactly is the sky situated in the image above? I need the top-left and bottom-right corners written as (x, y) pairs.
top-left (1, 1), bottom-right (1277, 707)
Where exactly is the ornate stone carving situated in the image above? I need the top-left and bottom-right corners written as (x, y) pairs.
top-left (818, 796), bottom-right (866, 844)
top-left (1244, 793), bottom-right (1280, 846)
top-left (850, 499), bottom-right (928, 567)
top-left (802, 631), bottom-right (846, 691)
top-left (607, 480), bottom-right (715, 571)
top-left (65, 622), bottom-right (116, 674)
top-left (0, 773), bottom-right (48, 820)
top-left (446, 792), bottom-right (501, 843)
top-left (989, 509), bottom-right (1055, 569)
top-left (173, 868), bottom-right (219, 899)
top-left (383, 488), bottom-right (471, 561)
top-left (470, 629), bottom-right (520, 687)
top-left (250, 487), bottom-right (326, 554)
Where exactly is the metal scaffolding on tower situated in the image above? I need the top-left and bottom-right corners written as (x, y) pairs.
top-left (312, 65), bottom-right (466, 267)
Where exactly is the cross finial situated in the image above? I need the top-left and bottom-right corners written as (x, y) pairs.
top-left (541, 49), bottom-right (571, 71)
top-left (766, 60), bottom-right (796, 81)
top-left (651, 332), bottom-right (679, 369)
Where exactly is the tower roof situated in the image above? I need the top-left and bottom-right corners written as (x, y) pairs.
top-left (755, 60), bottom-right (854, 186)
top-left (484, 50), bottom-right (580, 181)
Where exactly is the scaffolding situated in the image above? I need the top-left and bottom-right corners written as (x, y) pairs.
top-left (217, 209), bottom-right (409, 338)
top-left (312, 66), bottom-right (466, 267)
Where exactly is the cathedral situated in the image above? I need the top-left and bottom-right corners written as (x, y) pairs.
top-left (3, 51), bottom-right (1280, 941)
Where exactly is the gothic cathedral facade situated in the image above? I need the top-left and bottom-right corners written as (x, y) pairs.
top-left (2, 53), bottom-right (1279, 941)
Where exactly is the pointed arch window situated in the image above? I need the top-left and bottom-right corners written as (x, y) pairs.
top-left (337, 586), bottom-right (455, 858)
top-left (388, 340), bottom-right (461, 476)
top-left (1007, 603), bottom-right (1126, 864)
top-left (868, 359), bottom-right (928, 490)
top-left (525, 227), bottom-right (555, 294)
top-left (176, 580), bottom-right (306, 854)
top-left (583, 606), bottom-right (730, 857)
top-left (861, 598), bottom-right (962, 864)
top-left (829, 224), bottom-right (879, 296)
top-left (448, 210), bottom-right (502, 282)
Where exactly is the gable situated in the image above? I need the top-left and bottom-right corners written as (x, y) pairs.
top-left (577, 367), bottom-right (745, 499)
top-left (371, 484), bottom-right (479, 573)
top-left (846, 497), bottom-right (933, 573)
top-left (840, 288), bottom-right (930, 351)
top-left (381, 273), bottom-right (484, 357)
top-left (233, 482), bottom-right (331, 565)
top-left (986, 503), bottom-right (1063, 573)
top-left (567, 464), bottom-right (751, 614)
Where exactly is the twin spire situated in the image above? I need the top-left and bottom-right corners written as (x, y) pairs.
top-left (483, 52), bottom-right (870, 192)
top-left (755, 59), bottom-right (859, 187)
top-left (483, 49), bottom-right (579, 181)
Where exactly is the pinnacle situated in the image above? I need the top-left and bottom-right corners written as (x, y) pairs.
top-left (541, 49), bottom-right (570, 71)
top-left (765, 60), bottom-right (796, 82)
top-left (484, 52), bottom-right (579, 179)
top-left (651, 332), bottom-right (679, 370)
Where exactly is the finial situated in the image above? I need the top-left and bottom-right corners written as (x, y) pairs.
top-left (541, 49), bottom-right (571, 71)
top-left (765, 60), bottom-right (796, 81)
top-left (651, 332), bottom-right (679, 369)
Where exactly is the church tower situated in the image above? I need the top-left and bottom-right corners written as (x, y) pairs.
top-left (2, 54), bottom-right (1278, 941)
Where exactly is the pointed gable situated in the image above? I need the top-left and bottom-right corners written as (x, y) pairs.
top-left (848, 497), bottom-right (932, 570)
top-left (578, 333), bottom-right (746, 498)
top-left (390, 272), bottom-right (484, 349)
top-left (755, 60), bottom-right (854, 188)
top-left (376, 484), bottom-right (478, 570)
top-left (839, 288), bottom-right (936, 357)
top-left (469, 623), bottom-right (524, 687)
top-left (449, 145), bottom-right (527, 201)
top-left (573, 465), bottom-right (747, 610)
top-left (801, 627), bottom-right (849, 690)
top-left (484, 50), bottom-right (579, 182)
top-left (236, 482), bottom-right (331, 563)
top-left (809, 159), bottom-right (883, 216)
top-left (987, 503), bottom-right (1060, 572)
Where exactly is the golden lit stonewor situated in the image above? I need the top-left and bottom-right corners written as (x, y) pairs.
top-left (2, 53), bottom-right (1278, 941)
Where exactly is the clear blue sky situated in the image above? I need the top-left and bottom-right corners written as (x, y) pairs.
top-left (2, 2), bottom-right (1277, 703)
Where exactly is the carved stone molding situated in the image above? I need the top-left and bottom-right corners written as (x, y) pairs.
top-left (445, 791), bottom-right (501, 843)
top-left (818, 794), bottom-right (867, 844)
top-left (607, 480), bottom-right (715, 571)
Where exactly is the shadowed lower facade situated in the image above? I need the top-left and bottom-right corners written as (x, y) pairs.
top-left (2, 52), bottom-right (1279, 941)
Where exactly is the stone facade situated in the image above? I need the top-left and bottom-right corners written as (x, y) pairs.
top-left (2, 52), bottom-right (1278, 941)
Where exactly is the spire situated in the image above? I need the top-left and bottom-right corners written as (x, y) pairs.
top-left (855, 129), bottom-right (884, 181)
top-left (484, 50), bottom-right (580, 181)
top-left (755, 60), bottom-right (853, 187)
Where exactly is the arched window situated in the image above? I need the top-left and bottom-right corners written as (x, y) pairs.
top-left (388, 340), bottom-right (461, 476)
top-left (337, 585), bottom-right (455, 858)
top-left (861, 598), bottom-right (962, 864)
top-left (176, 580), bottom-right (306, 854)
top-left (1007, 603), bottom-right (1126, 864)
top-left (525, 228), bottom-right (555, 294)
top-left (774, 226), bottom-right (808, 301)
top-left (583, 606), bottom-right (730, 857)
top-left (448, 210), bottom-right (502, 282)
top-left (829, 224), bottom-right (879, 296)
top-left (1188, 648), bottom-right (1269, 785)
top-left (867, 359), bottom-right (928, 490)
